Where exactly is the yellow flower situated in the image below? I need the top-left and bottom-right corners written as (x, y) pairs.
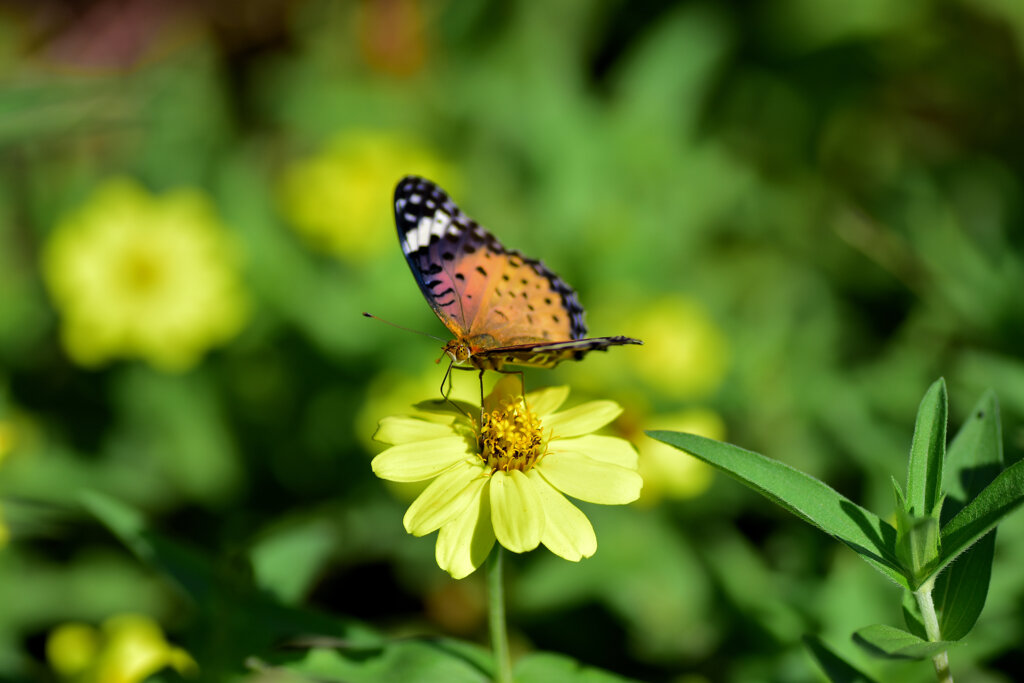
top-left (637, 409), bottom-right (724, 503)
top-left (626, 296), bottom-right (729, 400)
top-left (0, 418), bottom-right (13, 466)
top-left (47, 614), bottom-right (197, 683)
top-left (0, 415), bottom-right (14, 548)
top-left (372, 377), bottom-right (643, 579)
top-left (42, 179), bottom-right (247, 371)
top-left (278, 130), bottom-right (454, 261)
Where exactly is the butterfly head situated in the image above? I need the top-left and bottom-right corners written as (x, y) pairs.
top-left (440, 339), bottom-right (472, 365)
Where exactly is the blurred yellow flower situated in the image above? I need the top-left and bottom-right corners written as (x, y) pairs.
top-left (47, 613), bottom-right (197, 683)
top-left (279, 130), bottom-right (454, 261)
top-left (0, 418), bottom-right (13, 465)
top-left (638, 409), bottom-right (724, 503)
top-left (0, 417), bottom-right (12, 548)
top-left (625, 296), bottom-right (729, 400)
top-left (42, 179), bottom-right (247, 371)
top-left (372, 377), bottom-right (642, 579)
top-left (0, 506), bottom-right (9, 549)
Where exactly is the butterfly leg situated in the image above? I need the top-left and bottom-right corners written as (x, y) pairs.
top-left (439, 361), bottom-right (470, 419)
top-left (438, 366), bottom-right (477, 419)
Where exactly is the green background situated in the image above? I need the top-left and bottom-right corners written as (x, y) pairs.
top-left (2, 1), bottom-right (1023, 681)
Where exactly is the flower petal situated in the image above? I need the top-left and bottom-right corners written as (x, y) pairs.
top-left (484, 375), bottom-right (522, 412)
top-left (489, 469), bottom-right (544, 553)
top-left (528, 470), bottom-right (596, 561)
top-left (543, 401), bottom-right (623, 438)
top-left (436, 487), bottom-right (495, 579)
top-left (404, 463), bottom-right (487, 536)
top-left (371, 436), bottom-right (473, 482)
top-left (374, 416), bottom-right (455, 445)
top-left (525, 385), bottom-right (570, 417)
top-left (539, 450), bottom-right (642, 504)
top-left (556, 435), bottom-right (638, 468)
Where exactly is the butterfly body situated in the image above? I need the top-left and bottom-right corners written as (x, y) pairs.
top-left (394, 176), bottom-right (641, 370)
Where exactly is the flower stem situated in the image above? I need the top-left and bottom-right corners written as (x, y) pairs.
top-left (487, 546), bottom-right (514, 683)
top-left (913, 581), bottom-right (953, 683)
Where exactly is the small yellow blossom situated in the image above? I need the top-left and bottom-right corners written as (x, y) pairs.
top-left (0, 418), bottom-right (13, 466)
top-left (372, 377), bottom-right (643, 578)
top-left (0, 507), bottom-right (9, 549)
top-left (0, 415), bottom-right (12, 548)
top-left (638, 409), bottom-right (724, 503)
top-left (626, 296), bottom-right (729, 400)
top-left (42, 179), bottom-right (247, 371)
top-left (47, 613), bottom-right (197, 683)
top-left (278, 130), bottom-right (454, 261)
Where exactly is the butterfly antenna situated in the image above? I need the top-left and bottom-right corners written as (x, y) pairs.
top-left (362, 312), bottom-right (446, 342)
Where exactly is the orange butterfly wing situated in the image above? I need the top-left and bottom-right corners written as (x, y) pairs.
top-left (394, 176), bottom-right (640, 369)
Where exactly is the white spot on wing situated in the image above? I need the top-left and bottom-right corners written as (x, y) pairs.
top-left (405, 227), bottom-right (420, 252)
top-left (431, 210), bottom-right (451, 239)
top-left (415, 216), bottom-right (433, 250)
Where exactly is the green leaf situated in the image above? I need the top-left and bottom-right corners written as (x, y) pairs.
top-left (891, 477), bottom-right (905, 510)
top-left (933, 390), bottom-right (1003, 640)
top-left (852, 624), bottom-right (957, 660)
top-left (906, 379), bottom-right (947, 518)
top-left (934, 532), bottom-right (996, 641)
top-left (80, 490), bottom-right (383, 676)
top-left (943, 391), bottom-right (1003, 512)
top-left (515, 652), bottom-right (640, 683)
top-left (937, 455), bottom-right (1024, 576)
top-left (646, 431), bottom-right (907, 588)
top-left (255, 640), bottom-right (491, 683)
top-left (802, 635), bottom-right (880, 683)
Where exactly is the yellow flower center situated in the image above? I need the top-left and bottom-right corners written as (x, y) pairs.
top-left (119, 248), bottom-right (163, 294)
top-left (479, 398), bottom-right (544, 473)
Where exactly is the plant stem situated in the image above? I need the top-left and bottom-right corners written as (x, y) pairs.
top-left (913, 582), bottom-right (953, 683)
top-left (487, 546), bottom-right (513, 683)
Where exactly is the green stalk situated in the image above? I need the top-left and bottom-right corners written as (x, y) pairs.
top-left (913, 579), bottom-right (953, 683)
top-left (487, 546), bottom-right (514, 683)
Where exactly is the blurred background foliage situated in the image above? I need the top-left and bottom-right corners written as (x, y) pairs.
top-left (1, 0), bottom-right (1023, 681)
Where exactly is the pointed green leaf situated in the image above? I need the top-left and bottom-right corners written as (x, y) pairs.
top-left (852, 624), bottom-right (957, 660)
top-left (646, 431), bottom-right (907, 588)
top-left (803, 635), bottom-right (880, 683)
top-left (906, 379), bottom-right (947, 517)
top-left (891, 477), bottom-right (905, 510)
top-left (943, 391), bottom-right (1003, 515)
top-left (515, 652), bottom-right (639, 682)
top-left (934, 390), bottom-right (1002, 640)
top-left (934, 532), bottom-right (995, 641)
top-left (938, 456), bottom-right (1024, 575)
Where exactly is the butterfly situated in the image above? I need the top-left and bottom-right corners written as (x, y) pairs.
top-left (393, 175), bottom-right (641, 374)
